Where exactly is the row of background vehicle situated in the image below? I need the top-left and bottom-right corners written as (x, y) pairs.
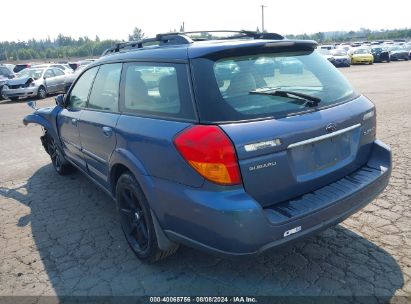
top-left (0, 59), bottom-right (96, 101)
top-left (318, 40), bottom-right (411, 67)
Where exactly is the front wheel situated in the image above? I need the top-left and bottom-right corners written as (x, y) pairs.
top-left (116, 172), bottom-right (179, 262)
top-left (37, 86), bottom-right (47, 99)
top-left (47, 134), bottom-right (74, 175)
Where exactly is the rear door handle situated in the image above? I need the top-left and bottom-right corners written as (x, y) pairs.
top-left (102, 126), bottom-right (113, 137)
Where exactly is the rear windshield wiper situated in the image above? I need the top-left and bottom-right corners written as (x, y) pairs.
top-left (249, 87), bottom-right (321, 107)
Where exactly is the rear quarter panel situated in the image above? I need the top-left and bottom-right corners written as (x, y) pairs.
top-left (113, 114), bottom-right (204, 189)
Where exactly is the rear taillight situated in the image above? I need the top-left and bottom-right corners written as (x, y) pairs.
top-left (173, 125), bottom-right (241, 185)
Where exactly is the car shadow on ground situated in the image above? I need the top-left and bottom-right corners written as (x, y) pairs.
top-left (0, 164), bottom-right (404, 302)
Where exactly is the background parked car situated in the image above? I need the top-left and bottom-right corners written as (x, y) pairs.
top-left (350, 48), bottom-right (374, 64)
top-left (34, 64), bottom-right (74, 74)
top-left (13, 63), bottom-right (31, 73)
top-left (317, 48), bottom-right (336, 65)
top-left (68, 59), bottom-right (96, 71)
top-left (371, 47), bottom-right (391, 63)
top-left (330, 49), bottom-right (351, 67)
top-left (2, 67), bottom-right (69, 101)
top-left (388, 46), bottom-right (409, 61)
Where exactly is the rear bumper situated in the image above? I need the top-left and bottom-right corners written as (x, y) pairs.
top-left (154, 140), bottom-right (391, 257)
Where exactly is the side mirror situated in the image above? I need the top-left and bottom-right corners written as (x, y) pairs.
top-left (27, 100), bottom-right (37, 110)
top-left (55, 94), bottom-right (66, 108)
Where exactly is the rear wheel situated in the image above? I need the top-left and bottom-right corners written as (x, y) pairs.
top-left (37, 86), bottom-right (47, 99)
top-left (116, 172), bottom-right (179, 262)
top-left (47, 134), bottom-right (74, 175)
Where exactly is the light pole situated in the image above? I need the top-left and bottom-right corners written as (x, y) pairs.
top-left (261, 5), bottom-right (267, 32)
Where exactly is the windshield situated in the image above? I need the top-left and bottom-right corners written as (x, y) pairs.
top-left (318, 49), bottom-right (331, 55)
top-left (330, 50), bottom-right (347, 56)
top-left (353, 49), bottom-right (370, 54)
top-left (191, 50), bottom-right (357, 122)
top-left (17, 68), bottom-right (44, 80)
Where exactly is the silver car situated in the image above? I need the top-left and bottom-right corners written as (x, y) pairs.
top-left (2, 67), bottom-right (69, 100)
top-left (33, 63), bottom-right (74, 74)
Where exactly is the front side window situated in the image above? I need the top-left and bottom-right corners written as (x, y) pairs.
top-left (192, 50), bottom-right (358, 122)
top-left (120, 62), bottom-right (195, 120)
top-left (87, 63), bottom-right (122, 112)
top-left (68, 67), bottom-right (98, 109)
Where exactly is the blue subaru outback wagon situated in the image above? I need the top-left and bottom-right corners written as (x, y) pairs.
top-left (23, 31), bottom-right (391, 262)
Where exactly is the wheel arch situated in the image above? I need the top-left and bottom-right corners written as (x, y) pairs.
top-left (109, 157), bottom-right (177, 251)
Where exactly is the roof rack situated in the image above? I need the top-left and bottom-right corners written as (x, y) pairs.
top-left (102, 30), bottom-right (284, 56)
top-left (102, 33), bottom-right (194, 56)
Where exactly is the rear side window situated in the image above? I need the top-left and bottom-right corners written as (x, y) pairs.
top-left (120, 62), bottom-right (195, 120)
top-left (87, 63), bottom-right (122, 112)
top-left (68, 67), bottom-right (98, 109)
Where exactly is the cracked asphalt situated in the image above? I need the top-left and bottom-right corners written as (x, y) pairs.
top-left (0, 61), bottom-right (410, 303)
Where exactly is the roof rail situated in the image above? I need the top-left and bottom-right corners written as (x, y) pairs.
top-left (102, 30), bottom-right (284, 56)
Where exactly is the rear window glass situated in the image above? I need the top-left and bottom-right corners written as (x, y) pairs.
top-left (120, 62), bottom-right (195, 120)
top-left (191, 50), bottom-right (357, 122)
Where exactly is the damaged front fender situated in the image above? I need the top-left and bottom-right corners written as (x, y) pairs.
top-left (23, 105), bottom-right (63, 150)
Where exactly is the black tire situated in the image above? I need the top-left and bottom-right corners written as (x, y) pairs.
top-left (47, 134), bottom-right (74, 175)
top-left (37, 86), bottom-right (47, 99)
top-left (116, 172), bottom-right (179, 262)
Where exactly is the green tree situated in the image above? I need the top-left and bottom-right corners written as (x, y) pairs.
top-left (128, 27), bottom-right (145, 41)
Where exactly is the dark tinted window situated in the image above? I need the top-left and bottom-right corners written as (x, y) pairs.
top-left (120, 62), bottom-right (195, 120)
top-left (68, 67), bottom-right (98, 109)
top-left (87, 63), bottom-right (122, 112)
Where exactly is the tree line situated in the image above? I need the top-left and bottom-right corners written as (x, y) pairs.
top-left (1, 27), bottom-right (410, 62)
top-left (287, 28), bottom-right (411, 43)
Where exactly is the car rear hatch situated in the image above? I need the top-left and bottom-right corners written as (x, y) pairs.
top-left (219, 96), bottom-right (376, 207)
top-left (189, 39), bottom-right (377, 207)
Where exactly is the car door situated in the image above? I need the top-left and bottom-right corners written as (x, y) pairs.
top-left (43, 68), bottom-right (58, 92)
top-left (58, 66), bottom-right (99, 169)
top-left (78, 63), bottom-right (122, 186)
top-left (52, 68), bottom-right (66, 92)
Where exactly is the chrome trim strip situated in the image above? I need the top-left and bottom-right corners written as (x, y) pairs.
top-left (287, 123), bottom-right (361, 149)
